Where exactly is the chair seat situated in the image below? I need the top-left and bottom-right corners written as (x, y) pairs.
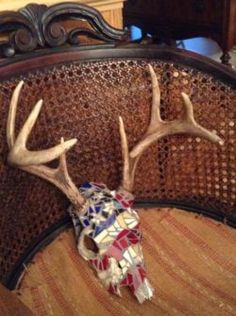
top-left (14, 208), bottom-right (236, 316)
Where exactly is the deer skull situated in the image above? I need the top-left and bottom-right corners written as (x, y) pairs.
top-left (69, 182), bottom-right (153, 302)
top-left (6, 65), bottom-right (223, 303)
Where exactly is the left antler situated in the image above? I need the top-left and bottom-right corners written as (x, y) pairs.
top-left (7, 81), bottom-right (85, 208)
top-left (119, 64), bottom-right (224, 192)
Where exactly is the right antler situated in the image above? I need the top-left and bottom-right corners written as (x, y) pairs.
top-left (7, 81), bottom-right (85, 208)
top-left (119, 64), bottom-right (224, 193)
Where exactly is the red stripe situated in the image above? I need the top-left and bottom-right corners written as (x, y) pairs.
top-left (203, 218), bottom-right (236, 245)
top-left (154, 283), bottom-right (195, 316)
top-left (142, 218), bottom-right (236, 311)
top-left (37, 255), bottom-right (75, 315)
top-left (30, 287), bottom-right (48, 316)
top-left (144, 233), bottom-right (219, 316)
top-left (166, 215), bottom-right (236, 276)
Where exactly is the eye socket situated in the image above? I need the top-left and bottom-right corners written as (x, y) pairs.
top-left (84, 235), bottom-right (99, 253)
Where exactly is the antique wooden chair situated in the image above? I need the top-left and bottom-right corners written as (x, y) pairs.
top-left (0, 3), bottom-right (235, 315)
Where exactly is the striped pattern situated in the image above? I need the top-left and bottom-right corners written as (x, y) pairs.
top-left (15, 208), bottom-right (236, 316)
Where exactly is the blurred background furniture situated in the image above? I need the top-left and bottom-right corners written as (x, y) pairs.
top-left (124, 0), bottom-right (236, 66)
top-left (0, 0), bottom-right (125, 29)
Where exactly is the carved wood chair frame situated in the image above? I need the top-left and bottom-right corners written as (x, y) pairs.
top-left (0, 2), bottom-right (235, 289)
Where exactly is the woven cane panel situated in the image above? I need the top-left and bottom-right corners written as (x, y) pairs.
top-left (0, 59), bottom-right (235, 283)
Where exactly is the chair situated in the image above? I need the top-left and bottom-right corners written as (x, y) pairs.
top-left (0, 3), bottom-right (235, 315)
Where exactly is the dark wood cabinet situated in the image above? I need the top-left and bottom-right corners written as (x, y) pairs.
top-left (124, 0), bottom-right (236, 65)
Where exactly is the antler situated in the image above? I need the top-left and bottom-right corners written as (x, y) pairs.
top-left (7, 81), bottom-right (85, 208)
top-left (119, 64), bottom-right (224, 193)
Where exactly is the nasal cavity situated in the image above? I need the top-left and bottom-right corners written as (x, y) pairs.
top-left (84, 235), bottom-right (99, 253)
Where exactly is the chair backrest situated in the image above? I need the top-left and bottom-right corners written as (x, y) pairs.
top-left (0, 2), bottom-right (235, 289)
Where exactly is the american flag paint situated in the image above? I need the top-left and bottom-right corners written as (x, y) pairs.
top-left (69, 182), bottom-right (154, 303)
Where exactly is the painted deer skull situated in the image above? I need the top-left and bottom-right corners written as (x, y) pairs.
top-left (6, 65), bottom-right (223, 303)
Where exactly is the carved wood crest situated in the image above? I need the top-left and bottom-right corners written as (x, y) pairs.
top-left (0, 2), bottom-right (125, 58)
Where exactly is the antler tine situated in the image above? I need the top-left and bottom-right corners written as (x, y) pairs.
top-left (119, 64), bottom-right (224, 193)
top-left (146, 64), bottom-right (162, 134)
top-left (7, 81), bottom-right (85, 207)
top-left (181, 92), bottom-right (224, 145)
top-left (119, 116), bottom-right (132, 191)
top-left (7, 80), bottom-right (24, 149)
top-left (7, 83), bottom-right (77, 166)
top-left (181, 92), bottom-right (195, 123)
